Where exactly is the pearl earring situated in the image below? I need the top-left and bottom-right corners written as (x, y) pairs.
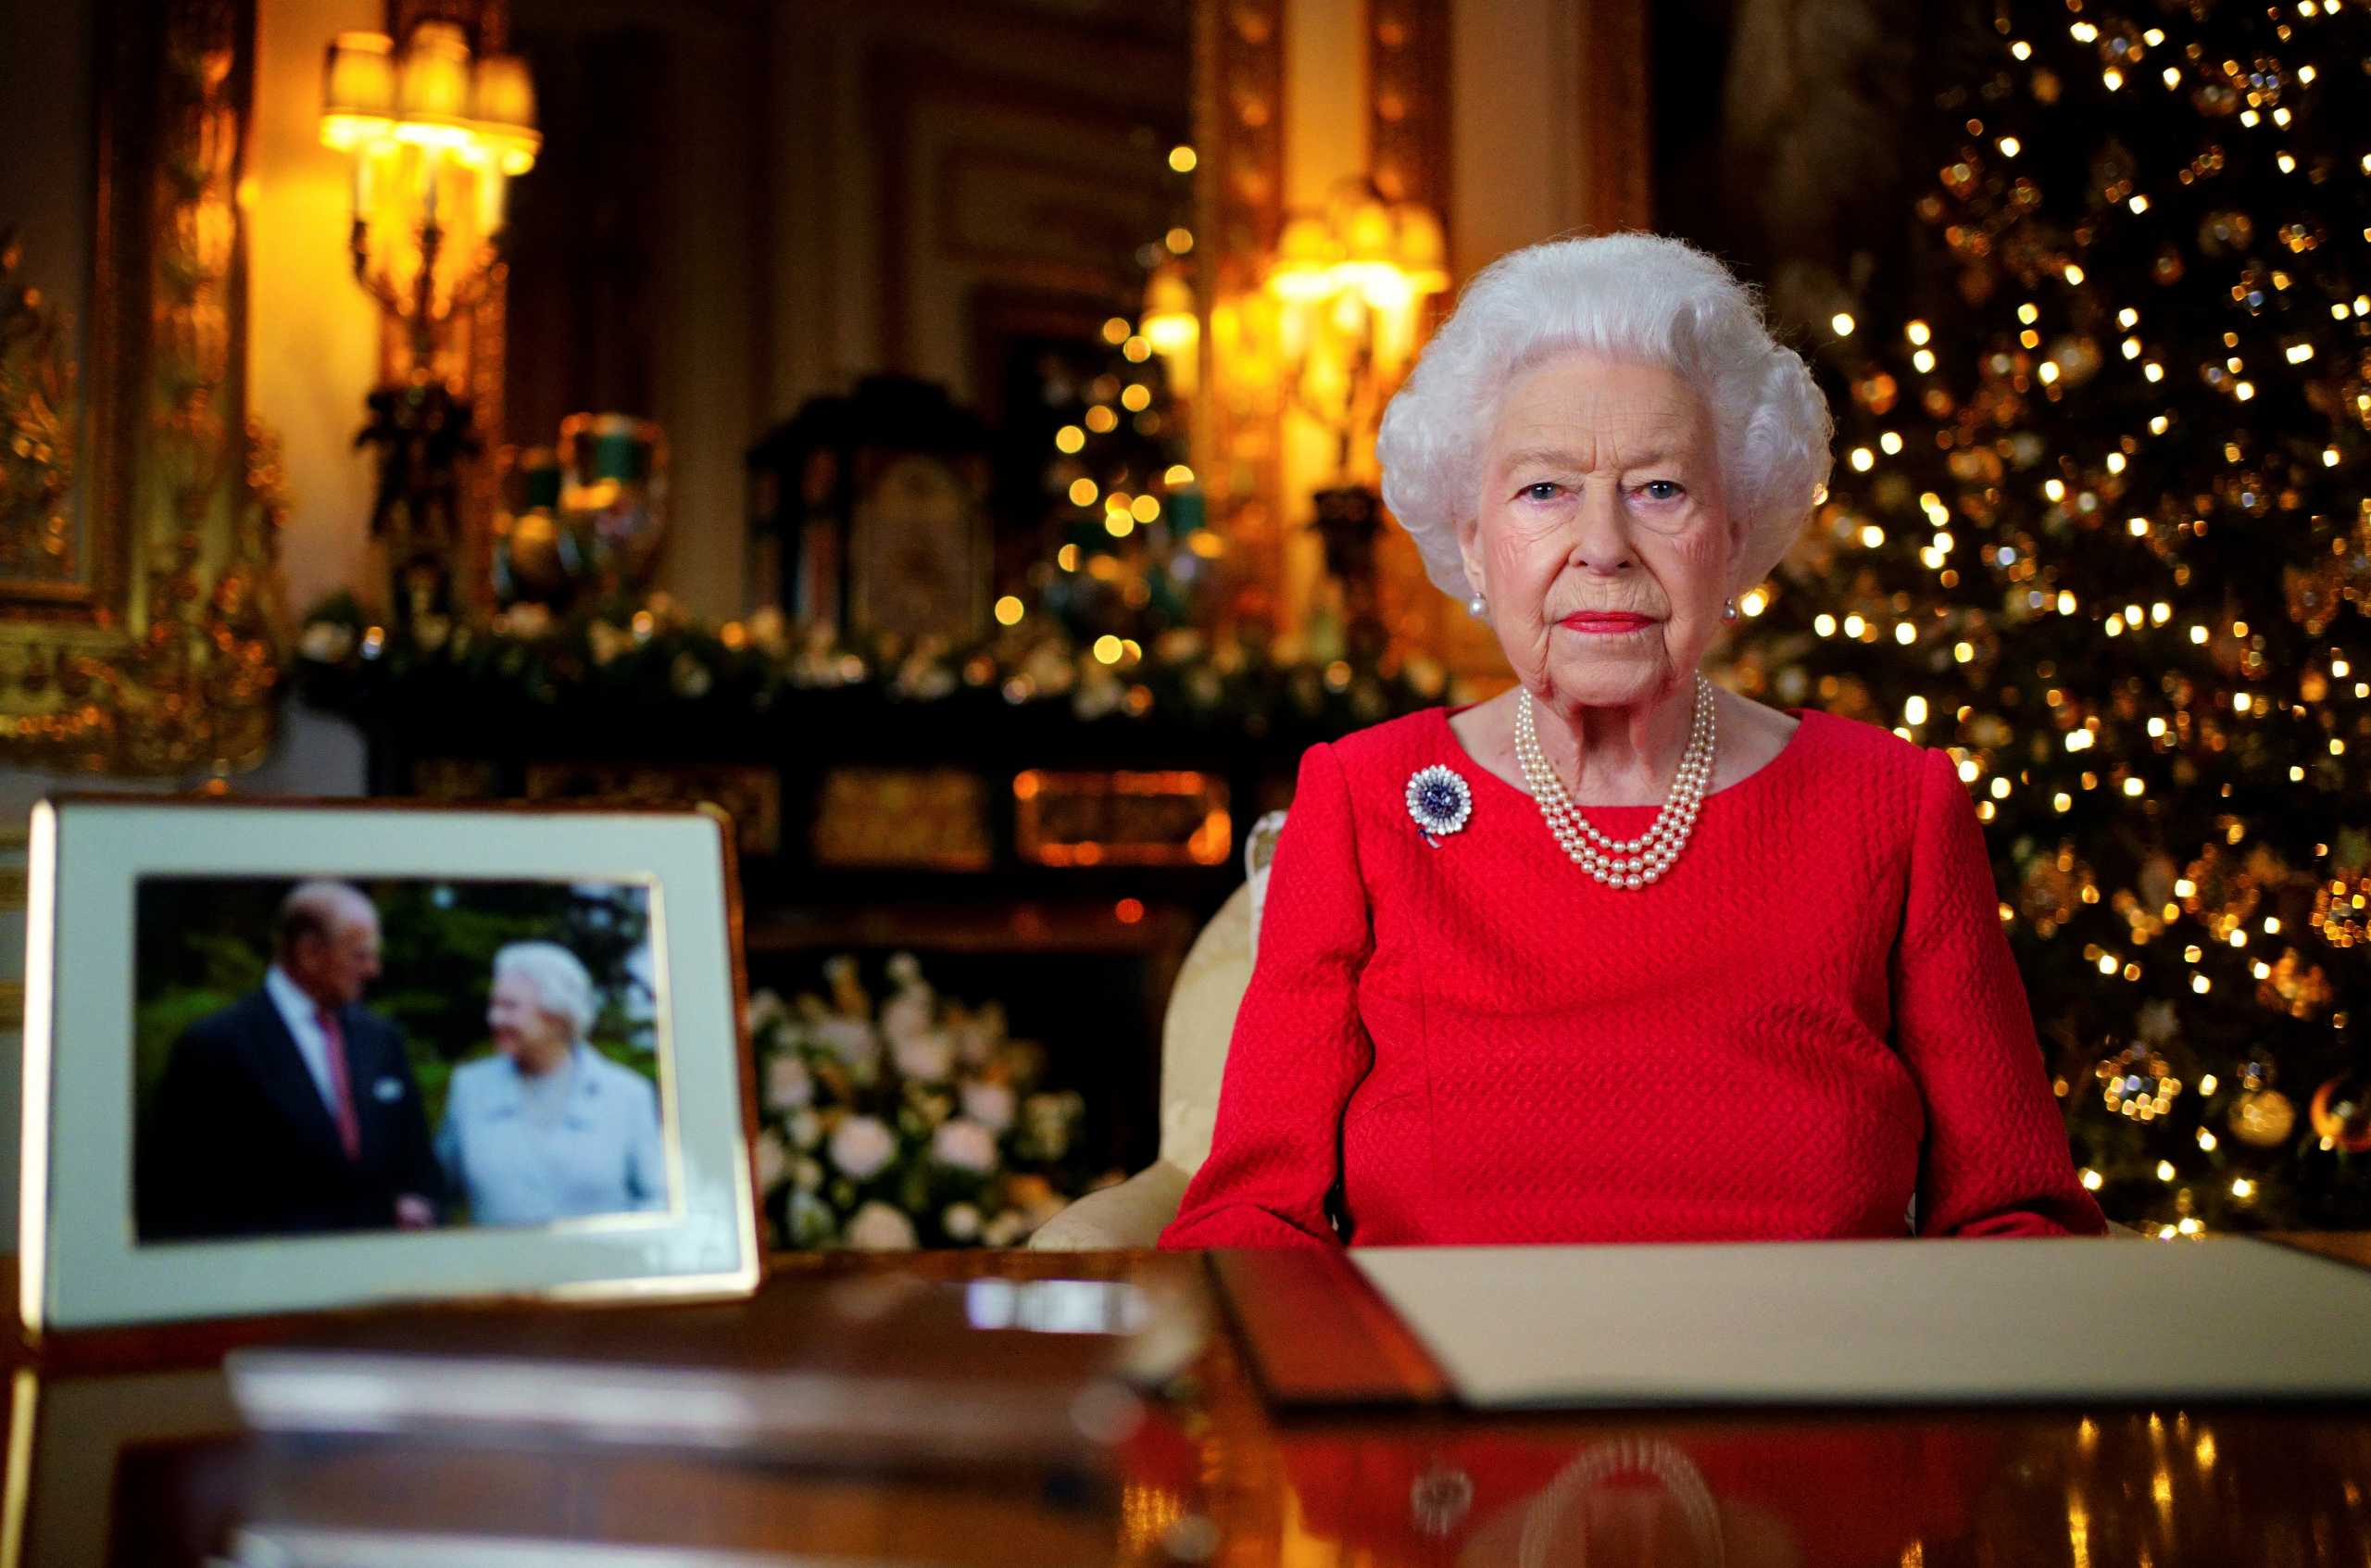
top-left (1721, 597), bottom-right (1739, 623)
top-left (1467, 595), bottom-right (1488, 621)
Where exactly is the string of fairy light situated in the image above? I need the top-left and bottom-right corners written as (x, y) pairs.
top-left (993, 141), bottom-right (1212, 674)
top-left (1786, 0), bottom-right (2371, 1230)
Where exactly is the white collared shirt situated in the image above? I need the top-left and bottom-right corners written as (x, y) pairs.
top-left (263, 965), bottom-right (347, 1121)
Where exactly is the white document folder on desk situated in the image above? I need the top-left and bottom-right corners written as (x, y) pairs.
top-left (1351, 1237), bottom-right (2371, 1407)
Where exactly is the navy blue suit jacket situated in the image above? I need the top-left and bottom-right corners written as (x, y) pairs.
top-left (137, 989), bottom-right (443, 1240)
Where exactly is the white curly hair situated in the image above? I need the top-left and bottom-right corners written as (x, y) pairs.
top-left (494, 941), bottom-right (598, 1045)
top-left (1375, 232), bottom-right (1833, 601)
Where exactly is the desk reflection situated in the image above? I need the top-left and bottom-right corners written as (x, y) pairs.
top-left (1246, 1411), bottom-right (2371, 1567)
top-left (7, 1248), bottom-right (2371, 1568)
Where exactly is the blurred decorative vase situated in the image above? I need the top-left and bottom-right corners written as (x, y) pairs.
top-left (494, 445), bottom-right (583, 605)
top-left (558, 413), bottom-right (669, 591)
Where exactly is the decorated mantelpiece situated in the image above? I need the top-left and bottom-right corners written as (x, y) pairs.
top-left (295, 592), bottom-right (1455, 1178)
top-left (294, 592), bottom-right (1449, 872)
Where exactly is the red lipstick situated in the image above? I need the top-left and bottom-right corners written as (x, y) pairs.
top-left (1561, 612), bottom-right (1654, 634)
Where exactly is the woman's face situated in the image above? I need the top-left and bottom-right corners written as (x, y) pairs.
top-left (488, 972), bottom-right (571, 1066)
top-left (1458, 351), bottom-right (1735, 716)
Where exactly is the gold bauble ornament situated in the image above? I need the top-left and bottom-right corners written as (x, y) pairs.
top-left (2228, 1088), bottom-right (2297, 1148)
top-left (501, 508), bottom-right (578, 602)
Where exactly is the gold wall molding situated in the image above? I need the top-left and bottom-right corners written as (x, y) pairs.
top-left (1364, 0), bottom-right (1459, 666)
top-left (1195, 0), bottom-right (1288, 629)
top-left (0, 0), bottom-right (286, 776)
top-left (1366, 0), bottom-right (1449, 219)
top-left (0, 237), bottom-right (77, 593)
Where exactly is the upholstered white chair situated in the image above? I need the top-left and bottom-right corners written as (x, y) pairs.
top-left (1027, 812), bottom-right (1285, 1250)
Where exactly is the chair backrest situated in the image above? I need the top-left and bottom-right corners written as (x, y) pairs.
top-left (1154, 809), bottom-right (1285, 1173)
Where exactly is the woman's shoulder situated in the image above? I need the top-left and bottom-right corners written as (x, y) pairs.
top-left (581, 1049), bottom-right (660, 1104)
top-left (1780, 702), bottom-right (1907, 764)
top-left (1789, 706), bottom-right (1960, 819)
top-left (1314, 708), bottom-right (1452, 780)
top-left (446, 1052), bottom-right (506, 1100)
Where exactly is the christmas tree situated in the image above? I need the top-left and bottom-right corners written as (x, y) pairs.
top-left (1027, 307), bottom-right (1208, 652)
top-left (1732, 0), bottom-right (2371, 1232)
top-left (1022, 144), bottom-right (1216, 657)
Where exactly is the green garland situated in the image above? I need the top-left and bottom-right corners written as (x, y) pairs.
top-left (293, 592), bottom-right (1455, 732)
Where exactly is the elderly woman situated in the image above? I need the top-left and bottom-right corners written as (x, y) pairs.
top-left (1161, 234), bottom-right (2104, 1249)
top-left (437, 941), bottom-right (669, 1225)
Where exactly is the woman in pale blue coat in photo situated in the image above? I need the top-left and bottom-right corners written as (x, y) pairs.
top-left (438, 941), bottom-right (669, 1225)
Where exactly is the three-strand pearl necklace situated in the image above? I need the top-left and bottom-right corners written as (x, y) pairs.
top-left (1512, 673), bottom-right (1717, 889)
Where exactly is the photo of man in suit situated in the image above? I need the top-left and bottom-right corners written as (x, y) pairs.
top-left (137, 881), bottom-right (444, 1241)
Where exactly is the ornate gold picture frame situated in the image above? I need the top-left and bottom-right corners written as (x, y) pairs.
top-left (0, 0), bottom-right (284, 776)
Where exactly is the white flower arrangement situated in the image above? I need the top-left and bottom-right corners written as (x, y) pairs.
top-left (844, 1200), bottom-right (918, 1251)
top-left (746, 953), bottom-right (1117, 1249)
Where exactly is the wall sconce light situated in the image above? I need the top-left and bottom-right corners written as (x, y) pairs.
top-left (320, 21), bottom-right (539, 622)
top-left (1265, 176), bottom-right (1447, 477)
top-left (320, 23), bottom-right (539, 372)
top-left (1265, 177), bottom-right (1448, 661)
top-left (1140, 257), bottom-right (1200, 400)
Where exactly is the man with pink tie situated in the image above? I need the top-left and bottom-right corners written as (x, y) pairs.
top-left (138, 881), bottom-right (443, 1240)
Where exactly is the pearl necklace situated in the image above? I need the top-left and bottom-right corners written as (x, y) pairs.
top-left (1512, 673), bottom-right (1717, 890)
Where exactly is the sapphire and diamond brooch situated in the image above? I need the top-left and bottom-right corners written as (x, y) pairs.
top-left (1404, 765), bottom-right (1472, 847)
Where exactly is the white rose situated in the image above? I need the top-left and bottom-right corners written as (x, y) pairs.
top-left (297, 621), bottom-right (355, 662)
top-left (812, 1017), bottom-right (880, 1072)
top-left (941, 1202), bottom-right (982, 1242)
top-left (845, 1201), bottom-right (917, 1251)
top-left (747, 988), bottom-right (790, 1035)
top-left (881, 989), bottom-right (934, 1046)
top-left (787, 1108), bottom-right (822, 1150)
top-left (930, 1117), bottom-right (999, 1174)
top-left (764, 1055), bottom-right (813, 1111)
top-left (785, 1190), bottom-right (836, 1248)
top-left (754, 1129), bottom-right (788, 1192)
top-left (894, 1031), bottom-right (956, 1084)
top-left (960, 1081), bottom-right (1016, 1133)
top-left (828, 1115), bottom-right (897, 1181)
top-left (1022, 1092), bottom-right (1073, 1160)
top-left (952, 1018), bottom-right (997, 1066)
top-left (981, 1210), bottom-right (1029, 1248)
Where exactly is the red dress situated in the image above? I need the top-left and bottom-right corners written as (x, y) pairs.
top-left (1160, 706), bottom-right (2107, 1249)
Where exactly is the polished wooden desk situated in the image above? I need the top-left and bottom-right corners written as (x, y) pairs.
top-left (7, 1245), bottom-right (2371, 1567)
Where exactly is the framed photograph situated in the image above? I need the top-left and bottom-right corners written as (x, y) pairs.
top-left (19, 799), bottom-right (762, 1333)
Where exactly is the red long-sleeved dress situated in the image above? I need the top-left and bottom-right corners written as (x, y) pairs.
top-left (1160, 705), bottom-right (2107, 1248)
